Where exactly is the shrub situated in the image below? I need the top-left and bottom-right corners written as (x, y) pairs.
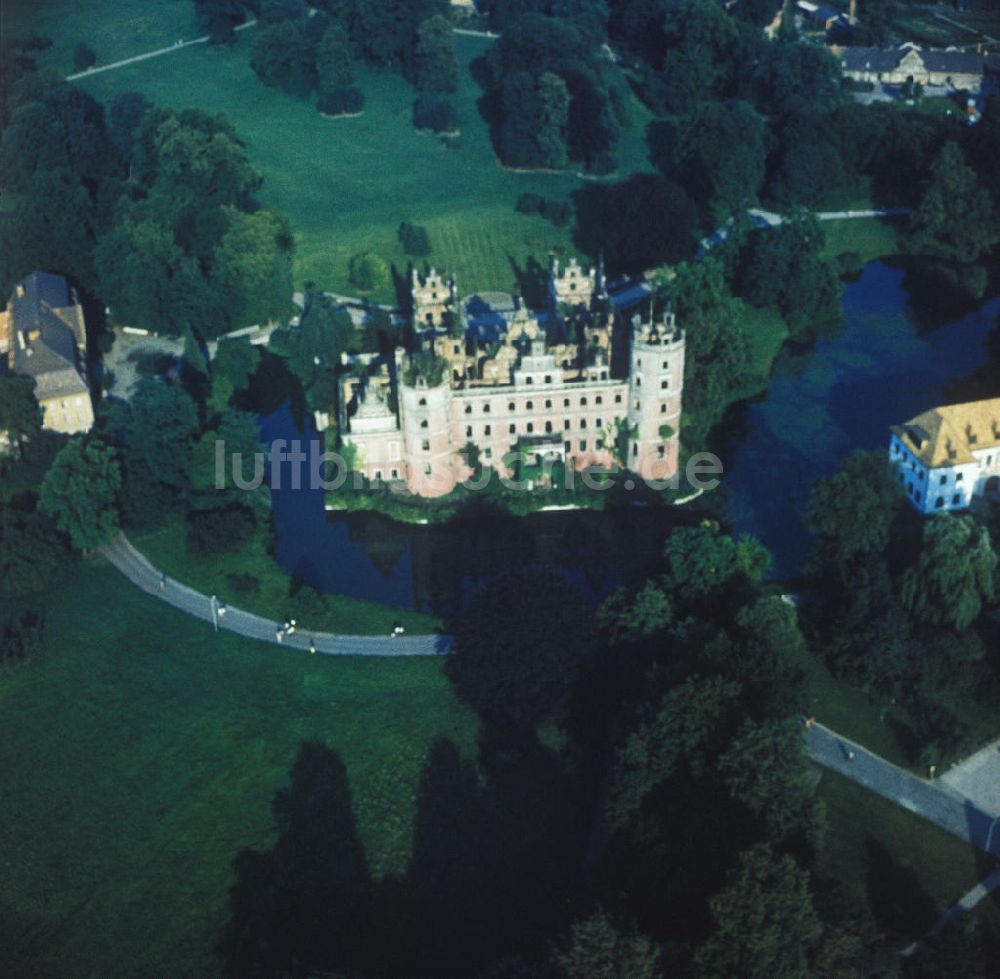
top-left (398, 222), bottom-right (431, 256)
top-left (348, 252), bottom-right (389, 292)
top-left (317, 86), bottom-right (365, 116)
top-left (73, 42), bottom-right (97, 72)
top-left (185, 501), bottom-right (257, 555)
top-left (1, 609), bottom-right (44, 668)
top-left (412, 94), bottom-right (458, 134)
top-left (516, 192), bottom-right (544, 215)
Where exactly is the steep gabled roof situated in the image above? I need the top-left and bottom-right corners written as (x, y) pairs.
top-left (892, 397), bottom-right (1000, 467)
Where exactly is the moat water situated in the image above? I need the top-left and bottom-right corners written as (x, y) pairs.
top-left (262, 261), bottom-right (1000, 610)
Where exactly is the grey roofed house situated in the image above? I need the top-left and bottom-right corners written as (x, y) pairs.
top-left (7, 271), bottom-right (89, 398)
top-left (839, 43), bottom-right (994, 84)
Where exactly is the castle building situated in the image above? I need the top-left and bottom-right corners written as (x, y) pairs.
top-left (889, 397), bottom-right (1000, 513)
top-left (325, 264), bottom-right (685, 497)
top-left (0, 272), bottom-right (93, 436)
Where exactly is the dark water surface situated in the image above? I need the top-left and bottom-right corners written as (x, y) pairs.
top-left (719, 261), bottom-right (1000, 577)
top-left (262, 261), bottom-right (999, 606)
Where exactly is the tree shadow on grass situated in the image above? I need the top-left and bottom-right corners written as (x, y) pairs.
top-left (864, 836), bottom-right (938, 943)
top-left (219, 731), bottom-right (592, 977)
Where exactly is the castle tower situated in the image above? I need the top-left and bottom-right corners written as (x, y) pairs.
top-left (626, 310), bottom-right (684, 482)
top-left (395, 346), bottom-right (457, 497)
top-left (411, 267), bottom-right (457, 328)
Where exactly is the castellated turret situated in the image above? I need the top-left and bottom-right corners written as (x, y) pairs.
top-left (627, 310), bottom-right (685, 482)
top-left (395, 346), bottom-right (458, 497)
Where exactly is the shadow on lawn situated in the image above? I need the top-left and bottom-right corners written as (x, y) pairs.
top-left (219, 731), bottom-right (591, 978)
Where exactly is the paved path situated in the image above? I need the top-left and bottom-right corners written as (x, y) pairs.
top-left (100, 534), bottom-right (451, 656)
top-left (805, 721), bottom-right (1000, 855)
top-left (65, 19), bottom-right (257, 81)
top-left (941, 737), bottom-right (1000, 816)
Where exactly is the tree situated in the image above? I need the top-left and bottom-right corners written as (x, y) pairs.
top-left (196, 0), bottom-right (250, 44)
top-left (412, 93), bottom-right (458, 133)
top-left (718, 717), bottom-right (818, 843)
top-left (73, 42), bottom-right (97, 72)
top-left (900, 513), bottom-right (997, 631)
top-left (606, 676), bottom-right (741, 830)
top-left (348, 251), bottom-right (389, 292)
top-left (413, 15), bottom-right (458, 93)
top-left (694, 845), bottom-right (822, 979)
top-left (806, 450), bottom-right (902, 582)
top-left (0, 506), bottom-right (76, 595)
top-left (446, 567), bottom-right (598, 728)
top-left (0, 374), bottom-right (42, 457)
top-left (552, 909), bottom-right (661, 979)
top-left (250, 20), bottom-right (316, 97)
top-left (398, 222), bottom-right (431, 256)
top-left (499, 71), bottom-right (569, 170)
top-left (679, 100), bottom-right (766, 222)
top-left (126, 378), bottom-right (201, 490)
top-left (598, 581), bottom-right (673, 645)
top-left (908, 142), bottom-right (998, 270)
top-left (39, 436), bottom-right (122, 550)
top-left (186, 499), bottom-right (257, 555)
top-left (315, 23), bottom-right (354, 95)
top-left (210, 337), bottom-right (259, 411)
top-left (210, 207), bottom-right (294, 331)
top-left (660, 521), bottom-right (769, 611)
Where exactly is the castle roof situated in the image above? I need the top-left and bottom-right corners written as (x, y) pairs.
top-left (840, 43), bottom-right (991, 77)
top-left (892, 397), bottom-right (1000, 467)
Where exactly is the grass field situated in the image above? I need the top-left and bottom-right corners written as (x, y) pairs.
top-left (134, 516), bottom-right (441, 635)
top-left (74, 29), bottom-right (656, 301)
top-left (0, 562), bottom-right (477, 978)
top-left (817, 770), bottom-right (1000, 943)
top-left (7, 0), bottom-right (198, 74)
top-left (821, 215), bottom-right (905, 266)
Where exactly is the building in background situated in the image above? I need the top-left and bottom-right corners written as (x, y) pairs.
top-left (0, 272), bottom-right (93, 435)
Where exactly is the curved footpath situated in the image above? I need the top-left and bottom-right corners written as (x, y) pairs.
top-left (100, 534), bottom-right (451, 657)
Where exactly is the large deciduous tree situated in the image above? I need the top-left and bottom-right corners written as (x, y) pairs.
top-left (900, 513), bottom-right (997, 632)
top-left (446, 567), bottom-right (597, 729)
top-left (412, 15), bottom-right (458, 93)
top-left (500, 71), bottom-right (570, 170)
top-left (0, 374), bottom-right (42, 457)
top-left (250, 20), bottom-right (317, 97)
top-left (39, 436), bottom-right (122, 550)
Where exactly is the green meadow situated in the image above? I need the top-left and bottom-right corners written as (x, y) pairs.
top-left (75, 29), bottom-right (656, 301)
top-left (0, 562), bottom-right (477, 977)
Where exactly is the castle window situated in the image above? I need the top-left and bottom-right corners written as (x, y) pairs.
top-left (662, 360), bottom-right (668, 369)
top-left (636, 377), bottom-right (641, 387)
top-left (465, 405), bottom-right (472, 414)
top-left (483, 403), bottom-right (491, 413)
top-left (453, 344), bottom-right (461, 355)
top-left (422, 440), bottom-right (430, 451)
top-left (632, 444), bottom-right (638, 457)
top-left (936, 496), bottom-right (944, 508)
top-left (509, 423), bottom-right (516, 434)
top-left (637, 358), bottom-right (642, 367)
top-left (564, 398), bottom-right (570, 407)
top-left (956, 472), bottom-right (963, 482)
top-left (509, 402), bottom-right (516, 411)
top-left (953, 493), bottom-right (961, 505)
top-left (580, 419), bottom-right (588, 429)
top-left (545, 421), bottom-right (553, 433)
top-left (485, 448), bottom-right (492, 459)
top-left (544, 375), bottom-right (552, 384)
top-left (580, 440), bottom-right (587, 452)
top-left (597, 438), bottom-right (605, 449)
top-left (661, 380), bottom-right (668, 390)
top-left (565, 440), bottom-right (572, 453)
top-left (545, 399), bottom-right (552, 409)
top-left (635, 401), bottom-right (640, 411)
top-left (374, 471), bottom-right (382, 480)
top-left (527, 401), bottom-right (534, 410)
top-left (564, 419), bottom-right (571, 430)
top-left (466, 425), bottom-right (472, 437)
top-left (660, 404), bottom-right (667, 414)
top-left (391, 469), bottom-right (399, 479)
top-left (657, 445), bottom-right (665, 458)
top-left (596, 395), bottom-right (603, 405)
top-left (596, 418), bottom-right (603, 428)
top-left (940, 475), bottom-right (947, 485)
top-left (484, 425), bottom-right (491, 436)
top-left (527, 422), bottom-right (534, 433)
top-left (420, 420), bottom-right (429, 429)
top-left (526, 377), bottom-right (533, 384)
top-left (615, 394), bottom-right (622, 404)
top-left (424, 464), bottom-right (432, 475)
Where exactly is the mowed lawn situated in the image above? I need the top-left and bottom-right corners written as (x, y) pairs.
top-left (76, 30), bottom-right (656, 300)
top-left (7, 0), bottom-right (198, 74)
top-left (0, 562), bottom-right (478, 978)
